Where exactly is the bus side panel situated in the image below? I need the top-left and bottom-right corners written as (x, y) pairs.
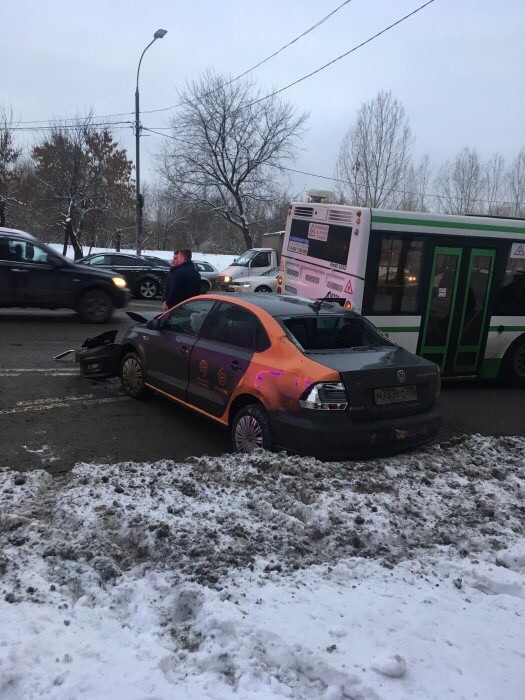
top-left (482, 318), bottom-right (525, 378)
top-left (364, 315), bottom-right (422, 354)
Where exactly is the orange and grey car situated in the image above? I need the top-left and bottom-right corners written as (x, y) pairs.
top-left (76, 294), bottom-right (441, 457)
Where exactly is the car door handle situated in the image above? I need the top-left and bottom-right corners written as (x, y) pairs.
top-left (230, 360), bottom-right (243, 371)
top-left (179, 345), bottom-right (190, 356)
top-left (11, 268), bottom-right (29, 273)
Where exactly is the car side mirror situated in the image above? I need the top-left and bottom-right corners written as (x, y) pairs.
top-left (49, 256), bottom-right (64, 268)
top-left (147, 318), bottom-right (162, 331)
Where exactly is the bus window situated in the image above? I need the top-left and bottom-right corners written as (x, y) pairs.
top-left (496, 256), bottom-right (525, 315)
top-left (287, 219), bottom-right (351, 266)
top-left (371, 237), bottom-right (424, 313)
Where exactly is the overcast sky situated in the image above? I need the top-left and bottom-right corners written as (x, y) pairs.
top-left (2, 0), bottom-right (524, 198)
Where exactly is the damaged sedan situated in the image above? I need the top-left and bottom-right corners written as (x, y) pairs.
top-left (73, 294), bottom-right (441, 457)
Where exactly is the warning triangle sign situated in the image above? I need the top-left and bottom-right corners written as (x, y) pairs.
top-left (344, 280), bottom-right (353, 294)
top-left (513, 244), bottom-right (525, 257)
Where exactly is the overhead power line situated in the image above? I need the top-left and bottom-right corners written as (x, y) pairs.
top-left (13, 1), bottom-right (355, 127)
top-left (141, 0), bottom-right (436, 128)
top-left (10, 121), bottom-right (133, 133)
top-left (222, 0), bottom-right (355, 84)
top-left (247, 0), bottom-right (436, 106)
top-left (281, 166), bottom-right (517, 208)
top-left (141, 128), bottom-right (516, 209)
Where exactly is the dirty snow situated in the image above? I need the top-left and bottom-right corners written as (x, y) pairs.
top-left (1, 434), bottom-right (524, 699)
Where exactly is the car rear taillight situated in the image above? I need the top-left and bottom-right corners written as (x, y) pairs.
top-left (299, 382), bottom-right (348, 410)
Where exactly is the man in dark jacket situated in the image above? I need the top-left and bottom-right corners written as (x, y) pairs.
top-left (162, 249), bottom-right (202, 310)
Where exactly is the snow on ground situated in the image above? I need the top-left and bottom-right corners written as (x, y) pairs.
top-left (1, 435), bottom-right (525, 699)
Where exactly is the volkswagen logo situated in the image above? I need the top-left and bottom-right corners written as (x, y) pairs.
top-left (397, 369), bottom-right (406, 383)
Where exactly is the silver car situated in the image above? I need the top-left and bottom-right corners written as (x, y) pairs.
top-left (193, 260), bottom-right (220, 292)
top-left (227, 266), bottom-right (280, 293)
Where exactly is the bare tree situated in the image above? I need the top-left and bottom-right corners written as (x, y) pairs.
top-left (434, 147), bottom-right (484, 215)
top-left (505, 147), bottom-right (525, 217)
top-left (0, 105), bottom-right (24, 227)
top-left (396, 155), bottom-right (433, 212)
top-left (482, 153), bottom-right (506, 215)
top-left (334, 91), bottom-right (414, 208)
top-left (160, 70), bottom-right (307, 250)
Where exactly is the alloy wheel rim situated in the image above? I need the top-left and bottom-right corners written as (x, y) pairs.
top-left (123, 358), bottom-right (142, 392)
top-left (141, 282), bottom-right (157, 299)
top-left (235, 415), bottom-right (263, 452)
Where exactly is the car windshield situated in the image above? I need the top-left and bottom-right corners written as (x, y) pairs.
top-left (231, 250), bottom-right (257, 266)
top-left (282, 315), bottom-right (392, 351)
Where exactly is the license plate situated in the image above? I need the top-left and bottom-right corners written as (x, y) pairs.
top-left (374, 385), bottom-right (417, 405)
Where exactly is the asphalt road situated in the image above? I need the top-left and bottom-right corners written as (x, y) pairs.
top-left (1, 301), bottom-right (524, 473)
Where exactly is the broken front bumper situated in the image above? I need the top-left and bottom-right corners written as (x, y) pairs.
top-left (75, 330), bottom-right (122, 380)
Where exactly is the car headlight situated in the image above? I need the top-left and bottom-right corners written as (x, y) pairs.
top-left (112, 276), bottom-right (127, 288)
top-left (241, 283), bottom-right (251, 287)
top-left (223, 276), bottom-right (231, 284)
top-left (299, 382), bottom-right (348, 410)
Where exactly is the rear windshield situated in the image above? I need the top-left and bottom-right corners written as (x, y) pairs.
top-left (282, 315), bottom-right (391, 351)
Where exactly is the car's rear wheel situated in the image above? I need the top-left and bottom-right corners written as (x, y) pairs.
top-left (231, 404), bottom-right (274, 453)
top-left (136, 278), bottom-right (159, 300)
top-left (120, 352), bottom-right (149, 399)
top-left (254, 285), bottom-right (272, 293)
top-left (503, 336), bottom-right (525, 387)
top-left (77, 289), bottom-right (113, 323)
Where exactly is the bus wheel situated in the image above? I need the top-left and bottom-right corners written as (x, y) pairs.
top-left (503, 336), bottom-right (525, 387)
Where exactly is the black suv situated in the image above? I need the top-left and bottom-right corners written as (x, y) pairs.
top-left (0, 228), bottom-right (129, 323)
top-left (77, 253), bottom-right (168, 300)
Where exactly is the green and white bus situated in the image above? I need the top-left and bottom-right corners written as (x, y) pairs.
top-left (279, 203), bottom-right (525, 384)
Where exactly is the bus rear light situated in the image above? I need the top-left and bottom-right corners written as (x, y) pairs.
top-left (344, 300), bottom-right (352, 310)
top-left (277, 275), bottom-right (283, 285)
top-left (276, 286), bottom-right (282, 294)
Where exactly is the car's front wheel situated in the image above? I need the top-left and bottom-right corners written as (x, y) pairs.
top-left (77, 289), bottom-right (113, 323)
top-left (231, 404), bottom-right (274, 453)
top-left (136, 278), bottom-right (159, 300)
top-left (254, 285), bottom-right (272, 293)
top-left (120, 352), bottom-right (149, 399)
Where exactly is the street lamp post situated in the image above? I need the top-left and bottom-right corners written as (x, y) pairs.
top-left (135, 28), bottom-right (167, 255)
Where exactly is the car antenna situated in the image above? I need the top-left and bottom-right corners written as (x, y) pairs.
top-left (311, 293), bottom-right (333, 313)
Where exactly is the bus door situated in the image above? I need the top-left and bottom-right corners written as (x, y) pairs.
top-left (419, 246), bottom-right (496, 375)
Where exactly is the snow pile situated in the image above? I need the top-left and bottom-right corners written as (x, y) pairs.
top-left (1, 434), bottom-right (525, 699)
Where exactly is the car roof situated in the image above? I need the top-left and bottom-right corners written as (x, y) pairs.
top-left (208, 293), bottom-right (360, 319)
top-left (82, 252), bottom-right (146, 260)
top-left (0, 227), bottom-right (38, 241)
